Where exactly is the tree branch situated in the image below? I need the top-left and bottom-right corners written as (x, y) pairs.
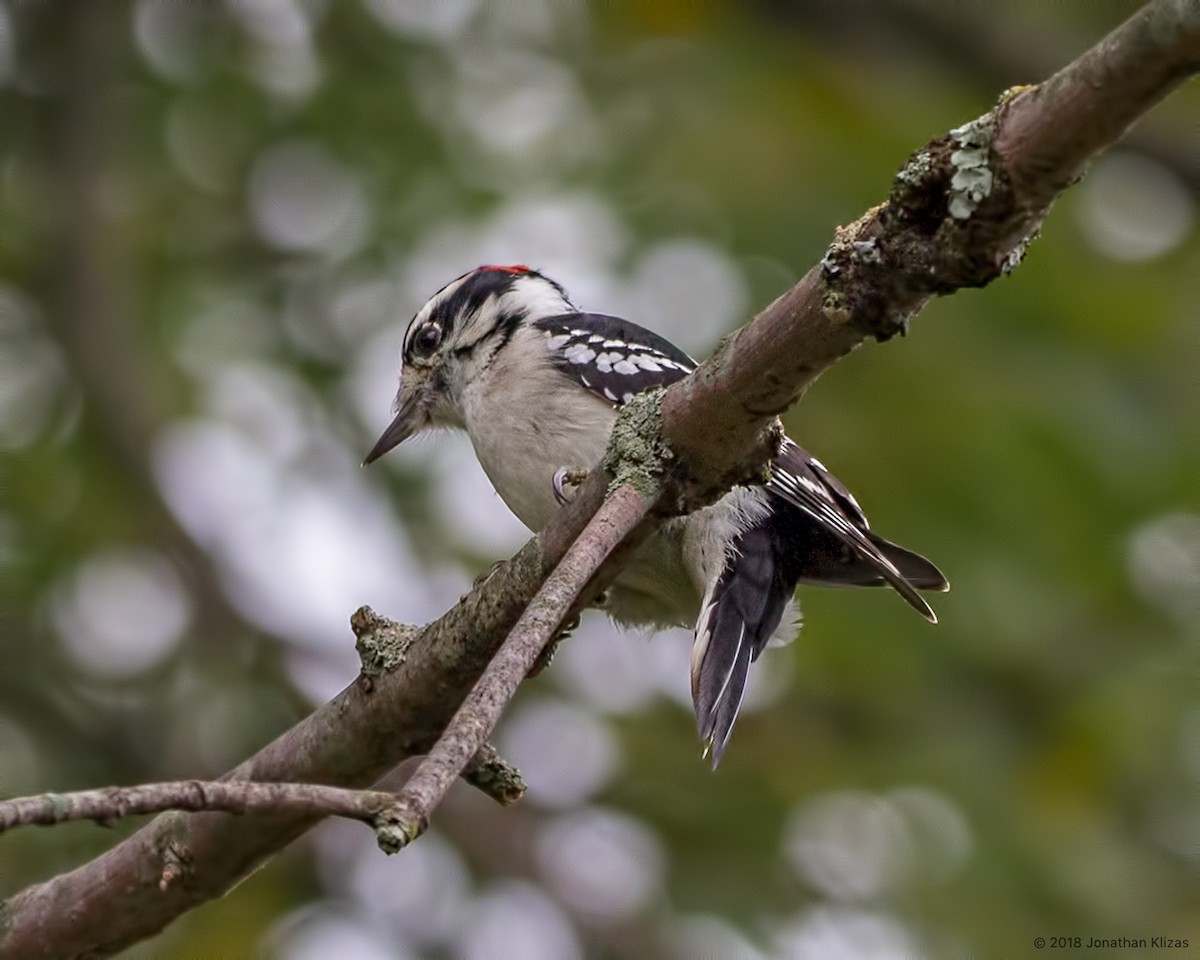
top-left (460, 743), bottom-right (528, 806)
top-left (0, 782), bottom-right (400, 842)
top-left (0, 471), bottom-right (613, 959)
top-left (658, 0), bottom-right (1200, 497)
top-left (372, 483), bottom-right (653, 853)
top-left (2, 1), bottom-right (1197, 956)
top-left (0, 752), bottom-right (526, 842)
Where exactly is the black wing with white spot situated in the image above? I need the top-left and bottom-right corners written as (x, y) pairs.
top-left (766, 439), bottom-right (942, 621)
top-left (533, 312), bottom-right (697, 405)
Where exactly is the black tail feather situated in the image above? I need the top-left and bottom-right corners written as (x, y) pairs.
top-left (693, 513), bottom-right (796, 767)
top-left (867, 533), bottom-right (949, 591)
top-left (795, 530), bottom-right (949, 593)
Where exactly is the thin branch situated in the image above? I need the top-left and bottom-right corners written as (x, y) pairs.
top-left (0, 487), bottom-right (639, 866)
top-left (373, 483), bottom-right (653, 853)
top-left (0, 471), bottom-right (612, 960)
top-left (2, 2), bottom-right (1198, 957)
top-left (0, 781), bottom-right (395, 839)
top-left (344, 609), bottom-right (525, 805)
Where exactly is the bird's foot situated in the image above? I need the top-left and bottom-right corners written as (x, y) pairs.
top-left (528, 612), bottom-right (580, 677)
top-left (552, 467), bottom-right (589, 506)
top-left (461, 559), bottom-right (506, 602)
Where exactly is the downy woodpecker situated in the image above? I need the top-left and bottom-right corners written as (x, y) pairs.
top-left (366, 265), bottom-right (948, 763)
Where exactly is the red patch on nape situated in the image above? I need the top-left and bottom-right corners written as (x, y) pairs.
top-left (478, 264), bottom-right (531, 274)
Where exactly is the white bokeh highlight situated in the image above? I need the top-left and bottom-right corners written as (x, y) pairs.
top-left (400, 192), bottom-right (629, 316)
top-left (772, 906), bottom-right (926, 960)
top-left (783, 791), bottom-right (916, 901)
top-left (266, 903), bottom-right (413, 960)
top-left (496, 695), bottom-right (620, 808)
top-left (1077, 152), bottom-right (1195, 262)
top-left (452, 50), bottom-right (593, 157)
top-left (404, 12), bottom-right (599, 188)
top-left (784, 787), bottom-right (974, 903)
top-left (886, 786), bottom-right (974, 883)
top-left (153, 416), bottom-right (461, 645)
top-left (133, 0), bottom-right (214, 83)
top-left (535, 806), bottom-right (665, 922)
top-left (52, 548), bottom-right (192, 678)
top-left (152, 362), bottom-right (467, 698)
top-left (0, 326), bottom-right (67, 452)
top-left (551, 617), bottom-right (664, 715)
top-left (318, 821), bottom-right (474, 948)
top-left (454, 881), bottom-right (583, 960)
top-left (248, 141), bottom-right (370, 256)
top-left (630, 239), bottom-right (750, 357)
top-left (227, 0), bottom-right (321, 100)
top-left (1128, 512), bottom-right (1200, 624)
top-left (0, 284), bottom-right (69, 451)
top-left (363, 0), bottom-right (481, 43)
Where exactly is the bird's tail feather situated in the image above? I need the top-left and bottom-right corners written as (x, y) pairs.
top-left (691, 519), bottom-right (793, 767)
top-left (796, 531), bottom-right (949, 593)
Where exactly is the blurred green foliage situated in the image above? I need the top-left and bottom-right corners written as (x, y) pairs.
top-left (1, 1), bottom-right (1197, 958)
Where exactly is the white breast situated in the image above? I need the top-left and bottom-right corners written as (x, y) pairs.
top-left (457, 327), bottom-right (702, 628)
top-left (460, 331), bottom-right (617, 531)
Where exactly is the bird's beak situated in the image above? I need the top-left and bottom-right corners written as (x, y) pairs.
top-left (363, 392), bottom-right (422, 465)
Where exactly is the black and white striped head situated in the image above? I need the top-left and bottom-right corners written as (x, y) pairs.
top-left (365, 265), bottom-right (574, 463)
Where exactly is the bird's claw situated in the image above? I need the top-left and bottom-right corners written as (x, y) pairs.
top-left (461, 560), bottom-right (506, 602)
top-left (553, 467), bottom-right (589, 506)
top-left (528, 612), bottom-right (580, 677)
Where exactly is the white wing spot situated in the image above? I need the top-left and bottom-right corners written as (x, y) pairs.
top-left (613, 359), bottom-right (639, 375)
top-left (564, 344), bottom-right (596, 364)
top-left (603, 387), bottom-right (618, 402)
top-left (633, 354), bottom-right (662, 372)
top-left (545, 333), bottom-right (571, 350)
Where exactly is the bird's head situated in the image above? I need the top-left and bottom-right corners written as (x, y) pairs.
top-left (363, 264), bottom-right (573, 464)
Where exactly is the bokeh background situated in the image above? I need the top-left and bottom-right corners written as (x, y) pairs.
top-left (1, 1), bottom-right (1198, 957)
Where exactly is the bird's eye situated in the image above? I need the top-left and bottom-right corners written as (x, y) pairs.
top-left (412, 324), bottom-right (442, 359)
